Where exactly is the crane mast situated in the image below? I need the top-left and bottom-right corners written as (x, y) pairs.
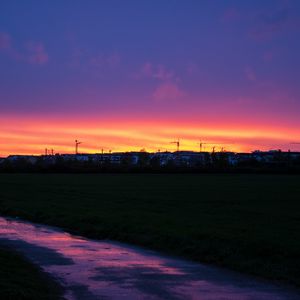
top-left (75, 140), bottom-right (82, 155)
top-left (170, 139), bottom-right (180, 152)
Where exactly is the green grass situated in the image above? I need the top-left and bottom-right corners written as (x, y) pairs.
top-left (0, 247), bottom-right (63, 300)
top-left (0, 173), bottom-right (299, 286)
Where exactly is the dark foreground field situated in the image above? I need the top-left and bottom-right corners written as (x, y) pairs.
top-left (0, 247), bottom-right (63, 299)
top-left (0, 174), bottom-right (299, 286)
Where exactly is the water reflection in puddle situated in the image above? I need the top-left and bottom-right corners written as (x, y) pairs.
top-left (0, 217), bottom-right (299, 300)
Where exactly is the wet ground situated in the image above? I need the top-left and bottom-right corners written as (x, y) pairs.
top-left (0, 216), bottom-right (299, 300)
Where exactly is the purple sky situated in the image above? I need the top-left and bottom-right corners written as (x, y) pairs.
top-left (0, 0), bottom-right (300, 154)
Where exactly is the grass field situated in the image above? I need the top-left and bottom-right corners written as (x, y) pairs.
top-left (0, 173), bottom-right (299, 286)
top-left (0, 247), bottom-right (63, 299)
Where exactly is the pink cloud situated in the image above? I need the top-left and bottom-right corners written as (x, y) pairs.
top-left (153, 83), bottom-right (185, 101)
top-left (244, 66), bottom-right (256, 81)
top-left (140, 62), bottom-right (174, 81)
top-left (106, 53), bottom-right (121, 67)
top-left (222, 8), bottom-right (240, 22)
top-left (251, 11), bottom-right (289, 41)
top-left (89, 53), bottom-right (104, 67)
top-left (248, 8), bottom-right (300, 41)
top-left (263, 51), bottom-right (274, 62)
top-left (154, 65), bottom-right (174, 80)
top-left (136, 62), bottom-right (184, 101)
top-left (186, 63), bottom-right (199, 75)
top-left (84, 52), bottom-right (121, 68)
top-left (25, 41), bottom-right (48, 65)
top-left (0, 33), bottom-right (48, 65)
top-left (0, 32), bottom-right (12, 49)
top-left (141, 62), bottom-right (152, 76)
top-left (69, 47), bottom-right (86, 67)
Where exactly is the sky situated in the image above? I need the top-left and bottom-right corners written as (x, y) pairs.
top-left (1, 0), bottom-right (300, 156)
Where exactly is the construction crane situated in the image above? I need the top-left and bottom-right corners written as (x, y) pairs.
top-left (198, 141), bottom-right (211, 152)
top-left (75, 140), bottom-right (82, 155)
top-left (45, 148), bottom-right (54, 156)
top-left (211, 145), bottom-right (227, 153)
top-left (198, 141), bottom-right (232, 152)
top-left (170, 139), bottom-right (180, 152)
top-left (99, 147), bottom-right (110, 154)
top-left (213, 143), bottom-right (232, 153)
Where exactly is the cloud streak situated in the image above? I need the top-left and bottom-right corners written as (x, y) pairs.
top-left (138, 62), bottom-right (175, 81)
top-left (249, 8), bottom-right (299, 41)
top-left (69, 47), bottom-right (121, 70)
top-left (222, 8), bottom-right (240, 22)
top-left (244, 66), bottom-right (256, 81)
top-left (0, 32), bottom-right (48, 65)
top-left (0, 32), bottom-right (11, 49)
top-left (25, 41), bottom-right (48, 65)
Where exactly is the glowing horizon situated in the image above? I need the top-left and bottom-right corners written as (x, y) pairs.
top-left (1, 115), bottom-right (300, 157)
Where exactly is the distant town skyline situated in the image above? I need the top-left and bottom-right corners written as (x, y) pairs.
top-left (1, 1), bottom-right (300, 156)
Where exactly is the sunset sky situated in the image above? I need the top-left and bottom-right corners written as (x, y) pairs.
top-left (1, 0), bottom-right (300, 156)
